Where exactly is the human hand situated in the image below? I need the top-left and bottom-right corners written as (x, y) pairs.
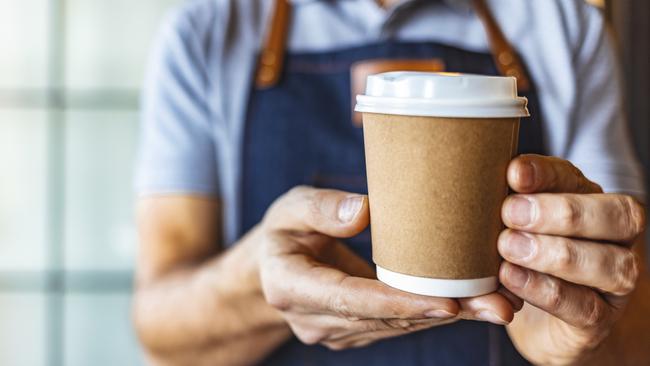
top-left (499, 155), bottom-right (646, 365)
top-left (259, 186), bottom-right (520, 350)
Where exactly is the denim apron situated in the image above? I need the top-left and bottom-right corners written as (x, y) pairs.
top-left (239, 4), bottom-right (545, 366)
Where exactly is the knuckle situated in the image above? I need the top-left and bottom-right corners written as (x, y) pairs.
top-left (554, 238), bottom-right (577, 271)
top-left (295, 186), bottom-right (321, 223)
top-left (545, 278), bottom-right (564, 312)
top-left (307, 190), bottom-right (328, 218)
top-left (264, 285), bottom-right (291, 312)
top-left (591, 182), bottom-right (604, 194)
top-left (384, 302), bottom-right (408, 319)
top-left (328, 290), bottom-right (353, 318)
top-left (382, 319), bottom-right (411, 330)
top-left (620, 196), bottom-right (646, 240)
top-left (567, 164), bottom-right (599, 194)
top-left (583, 295), bottom-right (607, 329)
top-left (557, 196), bottom-right (582, 230)
top-left (614, 250), bottom-right (640, 295)
top-left (297, 329), bottom-right (328, 345)
top-left (566, 161), bottom-right (585, 192)
top-left (366, 319), bottom-right (391, 332)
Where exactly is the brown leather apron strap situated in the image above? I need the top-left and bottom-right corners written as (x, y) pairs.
top-left (255, 0), bottom-right (531, 92)
top-left (472, 0), bottom-right (531, 91)
top-left (255, 0), bottom-right (291, 89)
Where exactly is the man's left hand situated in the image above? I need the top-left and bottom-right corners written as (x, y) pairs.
top-left (499, 154), bottom-right (646, 365)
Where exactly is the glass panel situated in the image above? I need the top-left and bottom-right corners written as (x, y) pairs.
top-left (65, 0), bottom-right (183, 89)
top-left (0, 110), bottom-right (49, 270)
top-left (64, 293), bottom-right (144, 366)
top-left (64, 111), bottom-right (138, 270)
top-left (0, 293), bottom-right (48, 366)
top-left (0, 0), bottom-right (49, 88)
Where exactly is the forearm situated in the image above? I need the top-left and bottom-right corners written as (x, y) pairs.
top-left (133, 227), bottom-right (292, 365)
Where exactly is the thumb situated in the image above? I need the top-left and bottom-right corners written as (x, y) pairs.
top-left (263, 186), bottom-right (369, 238)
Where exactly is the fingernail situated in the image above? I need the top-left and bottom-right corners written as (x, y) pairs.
top-left (517, 161), bottom-right (536, 190)
top-left (506, 196), bottom-right (535, 227)
top-left (502, 232), bottom-right (535, 260)
top-left (476, 310), bottom-right (509, 325)
top-left (507, 265), bottom-right (530, 289)
top-left (337, 195), bottom-right (364, 223)
top-left (425, 310), bottom-right (455, 319)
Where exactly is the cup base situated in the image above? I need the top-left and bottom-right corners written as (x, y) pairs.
top-left (376, 265), bottom-right (498, 298)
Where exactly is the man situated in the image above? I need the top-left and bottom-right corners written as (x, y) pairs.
top-left (133, 0), bottom-right (650, 364)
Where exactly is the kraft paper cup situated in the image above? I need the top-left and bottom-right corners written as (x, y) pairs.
top-left (355, 72), bottom-right (529, 298)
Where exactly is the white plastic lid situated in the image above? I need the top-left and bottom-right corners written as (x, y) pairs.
top-left (355, 72), bottom-right (530, 118)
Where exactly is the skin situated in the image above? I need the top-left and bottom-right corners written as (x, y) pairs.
top-left (133, 198), bottom-right (290, 365)
top-left (133, 154), bottom-right (649, 365)
top-left (133, 188), bottom-right (518, 365)
top-left (499, 155), bottom-right (648, 365)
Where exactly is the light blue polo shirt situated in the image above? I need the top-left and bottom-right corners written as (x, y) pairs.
top-left (136, 0), bottom-right (645, 245)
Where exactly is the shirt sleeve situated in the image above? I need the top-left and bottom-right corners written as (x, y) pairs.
top-left (564, 5), bottom-right (645, 199)
top-left (134, 7), bottom-right (219, 196)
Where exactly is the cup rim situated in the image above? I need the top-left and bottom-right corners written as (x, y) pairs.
top-left (355, 94), bottom-right (530, 118)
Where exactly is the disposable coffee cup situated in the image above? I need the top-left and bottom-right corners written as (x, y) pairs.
top-left (355, 72), bottom-right (529, 298)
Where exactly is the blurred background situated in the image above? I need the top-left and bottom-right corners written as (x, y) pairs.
top-left (0, 0), bottom-right (647, 365)
top-left (0, 0), bottom-right (182, 364)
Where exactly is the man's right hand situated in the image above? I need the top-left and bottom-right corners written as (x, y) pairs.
top-left (258, 186), bottom-right (521, 351)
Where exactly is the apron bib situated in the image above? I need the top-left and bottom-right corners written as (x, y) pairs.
top-left (239, 2), bottom-right (545, 365)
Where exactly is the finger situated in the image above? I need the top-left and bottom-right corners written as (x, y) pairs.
top-left (262, 253), bottom-right (459, 320)
top-left (283, 313), bottom-right (344, 346)
top-left (498, 230), bottom-right (640, 296)
top-left (264, 186), bottom-right (369, 238)
top-left (508, 155), bottom-right (603, 194)
top-left (290, 314), bottom-right (445, 345)
top-left (502, 193), bottom-right (646, 242)
top-left (457, 292), bottom-right (515, 325)
top-left (281, 235), bottom-right (376, 279)
top-left (321, 319), bottom-right (446, 351)
top-left (497, 286), bottom-right (524, 312)
top-left (321, 240), bottom-right (376, 279)
top-left (282, 313), bottom-right (394, 346)
top-left (500, 262), bottom-right (613, 330)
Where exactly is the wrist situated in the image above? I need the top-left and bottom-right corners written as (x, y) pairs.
top-left (212, 225), bottom-right (266, 296)
top-left (217, 225), bottom-right (288, 328)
